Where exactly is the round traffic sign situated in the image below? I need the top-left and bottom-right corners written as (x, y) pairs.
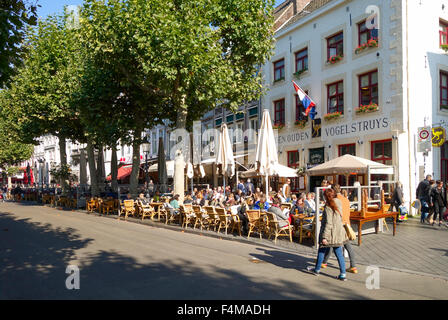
top-left (419, 129), bottom-right (430, 140)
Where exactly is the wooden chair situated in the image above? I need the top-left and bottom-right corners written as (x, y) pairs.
top-left (280, 203), bottom-right (292, 211)
top-left (215, 207), bottom-right (232, 235)
top-left (299, 216), bottom-right (316, 244)
top-left (86, 198), bottom-right (97, 212)
top-left (165, 203), bottom-right (181, 225)
top-left (138, 200), bottom-right (155, 220)
top-left (101, 199), bottom-right (115, 215)
top-left (230, 213), bottom-right (242, 236)
top-left (121, 200), bottom-right (136, 220)
top-left (180, 204), bottom-right (196, 228)
top-left (203, 206), bottom-right (219, 231)
top-left (265, 211), bottom-right (293, 243)
top-left (247, 209), bottom-right (263, 239)
top-left (192, 205), bottom-right (208, 230)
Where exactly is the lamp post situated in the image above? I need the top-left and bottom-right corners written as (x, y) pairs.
top-left (142, 137), bottom-right (151, 197)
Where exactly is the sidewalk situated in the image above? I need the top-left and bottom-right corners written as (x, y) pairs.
top-left (15, 201), bottom-right (448, 280)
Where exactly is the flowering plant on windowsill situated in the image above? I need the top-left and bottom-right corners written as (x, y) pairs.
top-left (327, 54), bottom-right (343, 64)
top-left (355, 38), bottom-right (379, 54)
top-left (294, 119), bottom-right (307, 129)
top-left (293, 68), bottom-right (308, 79)
top-left (355, 102), bottom-right (379, 114)
top-left (441, 44), bottom-right (448, 52)
top-left (273, 123), bottom-right (285, 130)
top-left (323, 111), bottom-right (342, 121)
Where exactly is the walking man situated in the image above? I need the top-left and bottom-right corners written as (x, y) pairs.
top-left (416, 174), bottom-right (432, 223)
top-left (430, 180), bottom-right (446, 227)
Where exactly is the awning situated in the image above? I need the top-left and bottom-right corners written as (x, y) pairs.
top-left (240, 163), bottom-right (298, 178)
top-left (106, 165), bottom-right (133, 181)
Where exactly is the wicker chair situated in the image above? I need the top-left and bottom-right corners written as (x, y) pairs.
top-left (203, 206), bottom-right (219, 231)
top-left (192, 205), bottom-right (209, 230)
top-left (137, 200), bottom-right (155, 220)
top-left (247, 209), bottom-right (263, 239)
top-left (101, 199), bottom-right (115, 215)
top-left (265, 211), bottom-right (293, 243)
top-left (180, 204), bottom-right (195, 228)
top-left (298, 216), bottom-right (316, 244)
top-left (120, 200), bottom-right (136, 220)
top-left (215, 207), bottom-right (232, 235)
top-left (230, 214), bottom-right (243, 236)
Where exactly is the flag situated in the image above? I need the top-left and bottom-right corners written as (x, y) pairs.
top-left (292, 81), bottom-right (316, 119)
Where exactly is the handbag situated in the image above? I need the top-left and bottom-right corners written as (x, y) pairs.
top-left (344, 223), bottom-right (357, 241)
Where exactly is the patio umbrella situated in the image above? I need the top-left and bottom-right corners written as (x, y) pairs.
top-left (30, 167), bottom-right (34, 185)
top-left (216, 123), bottom-right (235, 189)
top-left (158, 137), bottom-right (168, 194)
top-left (255, 109), bottom-right (279, 200)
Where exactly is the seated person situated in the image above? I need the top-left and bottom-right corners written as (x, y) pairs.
top-left (138, 193), bottom-right (150, 205)
top-left (291, 195), bottom-right (305, 215)
top-left (183, 194), bottom-right (193, 204)
top-left (254, 195), bottom-right (270, 211)
top-left (169, 194), bottom-right (180, 210)
top-left (304, 192), bottom-right (316, 214)
top-left (267, 205), bottom-right (290, 228)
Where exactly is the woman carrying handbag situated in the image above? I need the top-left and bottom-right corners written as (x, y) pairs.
top-left (307, 188), bottom-right (348, 281)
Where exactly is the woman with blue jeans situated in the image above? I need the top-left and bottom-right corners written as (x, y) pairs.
top-left (307, 188), bottom-right (348, 281)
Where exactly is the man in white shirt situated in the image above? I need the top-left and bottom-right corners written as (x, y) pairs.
top-left (282, 179), bottom-right (292, 202)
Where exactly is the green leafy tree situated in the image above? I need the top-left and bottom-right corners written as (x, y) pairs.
top-left (0, 0), bottom-right (38, 87)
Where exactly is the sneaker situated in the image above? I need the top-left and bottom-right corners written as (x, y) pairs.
top-left (348, 267), bottom-right (358, 274)
top-left (306, 266), bottom-right (320, 276)
top-left (337, 274), bottom-right (347, 281)
top-left (321, 263), bottom-right (328, 269)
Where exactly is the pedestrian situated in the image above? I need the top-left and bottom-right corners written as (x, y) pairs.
top-left (416, 175), bottom-right (432, 223)
top-left (282, 178), bottom-right (291, 202)
top-left (245, 179), bottom-right (255, 195)
top-left (148, 180), bottom-right (155, 197)
top-left (307, 188), bottom-right (348, 281)
top-left (430, 180), bottom-right (446, 227)
top-left (390, 181), bottom-right (404, 223)
top-left (320, 185), bottom-right (357, 274)
top-left (237, 180), bottom-right (246, 195)
top-left (426, 180), bottom-right (436, 223)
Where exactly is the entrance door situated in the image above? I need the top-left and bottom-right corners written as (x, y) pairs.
top-left (310, 176), bottom-right (324, 192)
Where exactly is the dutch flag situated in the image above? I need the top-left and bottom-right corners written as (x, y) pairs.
top-left (292, 80), bottom-right (317, 120)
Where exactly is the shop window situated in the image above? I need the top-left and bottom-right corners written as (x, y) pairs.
top-left (274, 99), bottom-right (285, 125)
top-left (327, 80), bottom-right (344, 114)
top-left (273, 59), bottom-right (285, 82)
top-left (371, 139), bottom-right (392, 165)
top-left (338, 143), bottom-right (356, 156)
top-left (327, 31), bottom-right (343, 59)
top-left (359, 70), bottom-right (378, 106)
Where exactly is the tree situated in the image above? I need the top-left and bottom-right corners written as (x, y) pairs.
top-left (82, 0), bottom-right (275, 200)
top-left (0, 0), bottom-right (38, 87)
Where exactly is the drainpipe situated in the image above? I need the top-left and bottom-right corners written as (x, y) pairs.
top-left (406, 0), bottom-right (413, 207)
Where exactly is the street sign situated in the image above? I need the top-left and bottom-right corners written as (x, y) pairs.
top-left (417, 127), bottom-right (431, 152)
top-left (431, 127), bottom-right (446, 147)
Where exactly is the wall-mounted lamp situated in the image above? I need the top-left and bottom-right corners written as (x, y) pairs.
top-left (357, 140), bottom-right (364, 145)
top-left (392, 135), bottom-right (398, 140)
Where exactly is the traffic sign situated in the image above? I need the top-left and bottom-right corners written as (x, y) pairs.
top-left (417, 127), bottom-right (432, 152)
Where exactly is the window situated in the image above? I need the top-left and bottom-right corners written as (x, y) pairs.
top-left (358, 20), bottom-right (376, 45)
top-left (440, 21), bottom-right (448, 46)
top-left (441, 142), bottom-right (448, 183)
top-left (441, 71), bottom-right (448, 109)
top-left (248, 118), bottom-right (258, 142)
top-left (371, 139), bottom-right (392, 165)
top-left (295, 90), bottom-right (309, 121)
top-left (327, 32), bottom-right (343, 59)
top-left (287, 151), bottom-right (300, 192)
top-left (327, 80), bottom-right (344, 114)
top-left (151, 132), bottom-right (157, 154)
top-left (274, 99), bottom-right (285, 125)
top-left (234, 121), bottom-right (244, 143)
top-left (295, 48), bottom-right (308, 73)
top-left (338, 143), bottom-right (356, 156)
top-left (359, 70), bottom-right (378, 106)
top-left (273, 59), bottom-right (285, 82)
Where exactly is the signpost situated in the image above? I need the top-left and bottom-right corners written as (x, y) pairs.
top-left (417, 126), bottom-right (431, 153)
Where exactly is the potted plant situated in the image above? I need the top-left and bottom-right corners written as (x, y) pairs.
top-left (273, 122), bottom-right (285, 130)
top-left (327, 54), bottom-right (343, 64)
top-left (294, 119), bottom-right (307, 129)
top-left (323, 111), bottom-right (342, 121)
top-left (355, 102), bottom-right (379, 114)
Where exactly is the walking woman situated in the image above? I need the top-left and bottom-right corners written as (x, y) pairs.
top-left (307, 188), bottom-right (348, 281)
top-left (430, 180), bottom-right (447, 226)
top-left (390, 181), bottom-right (404, 223)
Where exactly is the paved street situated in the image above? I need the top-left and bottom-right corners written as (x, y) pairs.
top-left (1, 202), bottom-right (447, 300)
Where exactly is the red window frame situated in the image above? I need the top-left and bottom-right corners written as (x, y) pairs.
top-left (273, 59), bottom-right (285, 81)
top-left (295, 48), bottom-right (308, 73)
top-left (359, 70), bottom-right (378, 106)
top-left (371, 139), bottom-right (392, 165)
top-left (327, 31), bottom-right (343, 59)
top-left (358, 20), bottom-right (373, 45)
top-left (338, 143), bottom-right (356, 156)
top-left (295, 90), bottom-right (309, 121)
top-left (441, 71), bottom-right (448, 107)
top-left (327, 80), bottom-right (344, 114)
top-left (440, 21), bottom-right (448, 46)
top-left (274, 99), bottom-right (285, 125)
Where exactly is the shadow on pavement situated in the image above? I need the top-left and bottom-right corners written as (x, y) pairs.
top-left (0, 210), bottom-right (371, 300)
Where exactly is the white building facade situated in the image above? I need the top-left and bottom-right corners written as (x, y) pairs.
top-left (262, 0), bottom-right (448, 205)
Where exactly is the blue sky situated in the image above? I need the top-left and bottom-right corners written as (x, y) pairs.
top-left (37, 0), bottom-right (285, 18)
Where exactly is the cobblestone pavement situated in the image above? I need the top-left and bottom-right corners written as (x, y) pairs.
top-left (5, 201), bottom-right (448, 280)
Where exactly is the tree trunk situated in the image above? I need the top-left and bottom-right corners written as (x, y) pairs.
top-left (86, 140), bottom-right (99, 197)
top-left (174, 100), bottom-right (187, 203)
top-left (96, 145), bottom-right (105, 192)
top-left (111, 145), bottom-right (118, 193)
top-left (58, 135), bottom-right (68, 195)
top-left (129, 127), bottom-right (143, 198)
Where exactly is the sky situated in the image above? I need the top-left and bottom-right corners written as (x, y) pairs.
top-left (36, 0), bottom-right (286, 18)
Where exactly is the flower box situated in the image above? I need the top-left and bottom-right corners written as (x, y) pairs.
top-left (355, 103), bottom-right (379, 114)
top-left (294, 119), bottom-right (307, 129)
top-left (355, 39), bottom-right (379, 54)
top-left (293, 68), bottom-right (308, 79)
top-left (441, 44), bottom-right (448, 52)
top-left (327, 54), bottom-right (343, 64)
top-left (273, 123), bottom-right (285, 130)
top-left (441, 104), bottom-right (448, 110)
top-left (323, 112), bottom-right (342, 121)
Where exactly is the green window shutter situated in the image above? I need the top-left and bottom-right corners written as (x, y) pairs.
top-left (226, 114), bottom-right (234, 123)
top-left (248, 107), bottom-right (258, 116)
top-left (215, 118), bottom-right (222, 126)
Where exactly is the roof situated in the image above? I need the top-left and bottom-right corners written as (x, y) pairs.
top-left (277, 0), bottom-right (335, 33)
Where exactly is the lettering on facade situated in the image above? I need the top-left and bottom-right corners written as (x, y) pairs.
top-left (323, 117), bottom-right (389, 138)
top-left (278, 131), bottom-right (310, 146)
